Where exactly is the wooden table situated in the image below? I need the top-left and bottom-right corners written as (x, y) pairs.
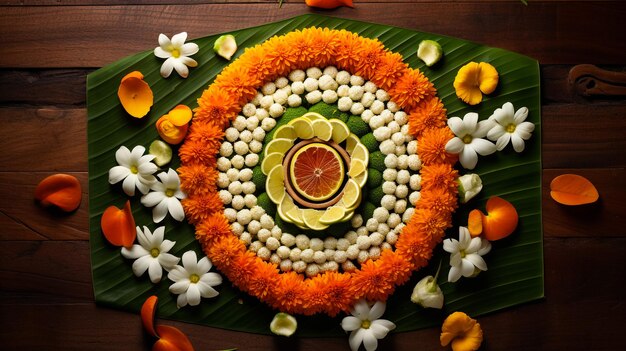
top-left (1, 1), bottom-right (625, 350)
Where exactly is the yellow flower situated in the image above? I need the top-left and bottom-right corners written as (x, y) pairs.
top-left (453, 62), bottom-right (499, 105)
top-left (440, 312), bottom-right (483, 351)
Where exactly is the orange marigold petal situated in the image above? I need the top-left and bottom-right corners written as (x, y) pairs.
top-left (156, 115), bottom-right (188, 145)
top-left (549, 173), bottom-right (599, 205)
top-left (420, 163), bottom-right (459, 193)
top-left (194, 212), bottom-right (232, 246)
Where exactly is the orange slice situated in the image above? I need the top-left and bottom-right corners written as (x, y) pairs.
top-left (289, 143), bottom-right (345, 202)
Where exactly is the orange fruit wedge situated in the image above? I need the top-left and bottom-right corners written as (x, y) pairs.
top-left (550, 174), bottom-right (599, 205)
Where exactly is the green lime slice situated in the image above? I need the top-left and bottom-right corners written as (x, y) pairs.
top-left (417, 39), bottom-right (443, 67)
top-left (148, 140), bottom-right (172, 166)
top-left (214, 34), bottom-right (237, 60)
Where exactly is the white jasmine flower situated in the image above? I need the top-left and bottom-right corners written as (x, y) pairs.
top-left (411, 275), bottom-right (444, 309)
top-left (168, 251), bottom-right (222, 308)
top-left (457, 173), bottom-right (483, 203)
top-left (341, 299), bottom-right (396, 351)
top-left (108, 145), bottom-right (157, 196)
top-left (154, 32), bottom-right (199, 78)
top-left (121, 226), bottom-right (179, 283)
top-left (141, 168), bottom-right (186, 223)
top-left (487, 102), bottom-right (535, 152)
top-left (443, 226), bottom-right (491, 283)
top-left (445, 112), bottom-right (496, 170)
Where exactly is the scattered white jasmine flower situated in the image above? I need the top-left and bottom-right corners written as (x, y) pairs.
top-left (443, 227), bottom-right (491, 283)
top-left (445, 112), bottom-right (496, 170)
top-left (457, 173), bottom-right (483, 203)
top-left (487, 102), bottom-right (535, 152)
top-left (341, 299), bottom-right (396, 351)
top-left (411, 274), bottom-right (444, 309)
top-left (154, 32), bottom-right (199, 78)
top-left (270, 312), bottom-right (298, 337)
top-left (141, 168), bottom-right (186, 223)
top-left (167, 251), bottom-right (222, 308)
top-left (121, 226), bottom-right (179, 283)
top-left (108, 145), bottom-right (157, 196)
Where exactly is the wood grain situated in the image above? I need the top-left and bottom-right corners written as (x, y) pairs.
top-left (1, 2), bottom-right (625, 68)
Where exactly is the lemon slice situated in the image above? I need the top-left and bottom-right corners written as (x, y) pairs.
top-left (273, 124), bottom-right (297, 140)
top-left (345, 134), bottom-right (360, 154)
top-left (341, 179), bottom-right (361, 209)
top-left (329, 119), bottom-right (350, 144)
top-left (265, 138), bottom-right (293, 157)
top-left (348, 158), bottom-right (367, 178)
top-left (301, 112), bottom-right (325, 122)
top-left (350, 143), bottom-right (369, 166)
top-left (286, 206), bottom-right (305, 227)
top-left (266, 164), bottom-right (285, 203)
top-left (288, 118), bottom-right (315, 139)
top-left (148, 140), bottom-right (172, 166)
top-left (339, 209), bottom-right (355, 222)
top-left (302, 209), bottom-right (329, 231)
top-left (352, 168), bottom-right (368, 188)
top-left (311, 119), bottom-right (333, 141)
top-left (417, 39), bottom-right (443, 67)
top-left (261, 152), bottom-right (284, 175)
top-left (319, 206), bottom-right (347, 225)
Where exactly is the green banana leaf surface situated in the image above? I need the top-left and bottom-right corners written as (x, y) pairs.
top-left (87, 14), bottom-right (542, 337)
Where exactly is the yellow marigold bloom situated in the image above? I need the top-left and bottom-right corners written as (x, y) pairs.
top-left (453, 62), bottom-right (499, 105)
top-left (440, 312), bottom-right (483, 351)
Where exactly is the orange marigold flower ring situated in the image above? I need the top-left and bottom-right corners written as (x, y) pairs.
top-left (180, 28), bottom-right (458, 316)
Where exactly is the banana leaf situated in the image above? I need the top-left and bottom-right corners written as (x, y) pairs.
top-left (87, 14), bottom-right (542, 337)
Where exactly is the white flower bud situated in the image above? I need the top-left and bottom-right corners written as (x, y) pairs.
top-left (458, 174), bottom-right (483, 203)
top-left (410, 275), bottom-right (444, 309)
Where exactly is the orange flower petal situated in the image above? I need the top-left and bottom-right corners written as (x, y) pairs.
top-left (478, 62), bottom-right (499, 94)
top-left (34, 173), bottom-right (82, 212)
top-left (156, 115), bottom-right (188, 145)
top-left (141, 295), bottom-right (159, 338)
top-left (467, 209), bottom-right (483, 237)
top-left (118, 71), bottom-right (153, 118)
top-left (100, 200), bottom-right (136, 247)
top-left (482, 196), bottom-right (518, 241)
top-left (153, 325), bottom-right (194, 351)
top-left (440, 311), bottom-right (483, 351)
top-left (167, 105), bottom-right (193, 126)
top-left (550, 174), bottom-right (599, 205)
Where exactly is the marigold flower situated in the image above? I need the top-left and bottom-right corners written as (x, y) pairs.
top-left (305, 272), bottom-right (353, 316)
top-left (237, 45), bottom-right (274, 81)
top-left (333, 30), bottom-right (362, 72)
top-left (186, 121), bottom-right (224, 155)
top-left (247, 261), bottom-right (280, 299)
top-left (177, 164), bottom-right (218, 196)
top-left (418, 127), bottom-right (457, 166)
top-left (213, 65), bottom-right (260, 105)
top-left (420, 186), bottom-right (458, 216)
top-left (263, 36), bottom-right (298, 78)
top-left (389, 68), bottom-right (435, 110)
top-left (440, 312), bottom-right (483, 351)
top-left (181, 192), bottom-right (223, 224)
top-left (352, 39), bottom-right (386, 79)
top-left (271, 272), bottom-right (307, 314)
top-left (194, 212), bottom-right (231, 246)
top-left (195, 87), bottom-right (239, 127)
top-left (453, 61), bottom-right (499, 105)
top-left (350, 260), bottom-right (395, 301)
top-left (408, 96), bottom-right (447, 137)
top-left (178, 139), bottom-right (217, 166)
top-left (368, 51), bottom-right (407, 91)
top-left (420, 163), bottom-right (459, 193)
top-left (307, 27), bottom-right (339, 68)
top-left (205, 235), bottom-right (246, 272)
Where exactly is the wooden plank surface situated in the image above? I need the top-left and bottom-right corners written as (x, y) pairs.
top-left (0, 0), bottom-right (625, 350)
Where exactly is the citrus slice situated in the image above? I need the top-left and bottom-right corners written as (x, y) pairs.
top-left (273, 124), bottom-right (297, 140)
top-left (301, 112), bottom-right (325, 122)
top-left (341, 179), bottom-right (361, 209)
top-left (290, 143), bottom-right (345, 202)
top-left (329, 119), bottom-right (350, 144)
top-left (340, 210), bottom-right (355, 222)
top-left (417, 39), bottom-right (443, 67)
top-left (302, 209), bottom-right (329, 231)
top-left (265, 164), bottom-right (285, 203)
top-left (348, 158), bottom-right (367, 178)
top-left (261, 152), bottom-right (285, 175)
top-left (214, 34), bottom-right (238, 60)
top-left (311, 119), bottom-right (333, 141)
top-left (277, 193), bottom-right (295, 223)
top-left (352, 168), bottom-right (368, 188)
top-left (318, 206), bottom-right (347, 225)
top-left (265, 138), bottom-right (293, 157)
top-left (286, 206), bottom-right (305, 227)
top-left (345, 134), bottom-right (360, 154)
top-left (148, 140), bottom-right (173, 166)
top-left (350, 143), bottom-right (369, 166)
top-left (288, 118), bottom-right (315, 139)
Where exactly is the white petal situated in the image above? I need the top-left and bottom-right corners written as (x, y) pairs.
top-left (150, 226), bottom-right (164, 245)
top-left (168, 266), bottom-right (187, 282)
top-left (115, 146), bottom-right (131, 167)
top-left (466, 254), bottom-right (488, 271)
top-left (369, 301), bottom-right (386, 320)
top-left (371, 319), bottom-right (395, 337)
top-left (470, 138), bottom-right (496, 156)
top-left (109, 166), bottom-right (130, 184)
top-left (449, 252), bottom-right (462, 267)
top-left (136, 180), bottom-right (151, 195)
top-left (174, 189), bottom-right (187, 200)
top-left (176, 293), bottom-right (188, 308)
top-left (466, 237), bottom-right (482, 254)
top-left (369, 323), bottom-right (390, 339)
top-left (136, 226), bottom-right (150, 248)
top-left (160, 58), bottom-right (175, 78)
top-left (158, 33), bottom-right (171, 48)
top-left (158, 253), bottom-right (180, 269)
top-left (180, 56), bottom-right (198, 68)
top-left (474, 120), bottom-right (494, 138)
top-left (200, 272), bottom-right (222, 287)
top-left (496, 102), bottom-right (515, 124)
top-left (445, 137), bottom-right (465, 154)
top-left (167, 197), bottom-right (185, 222)
top-left (461, 258), bottom-right (475, 277)
top-left (182, 251), bottom-right (198, 271)
top-left (186, 284), bottom-right (201, 306)
top-left (181, 43), bottom-right (199, 56)
top-left (141, 191), bottom-right (165, 208)
top-left (516, 121), bottom-right (535, 136)
top-left (511, 134), bottom-right (526, 152)
top-left (197, 281), bottom-right (219, 298)
top-left (362, 330), bottom-right (379, 351)
top-left (478, 240), bottom-right (492, 256)
top-left (196, 256), bottom-right (212, 274)
top-left (152, 200), bottom-right (169, 223)
top-left (462, 112), bottom-right (479, 133)
top-left (341, 316), bottom-right (362, 332)
top-left (169, 280), bottom-right (191, 294)
top-left (148, 259), bottom-right (163, 283)
top-left (459, 146), bottom-right (478, 170)
top-left (459, 227), bottom-right (471, 246)
top-left (442, 239), bottom-right (458, 254)
top-left (121, 245), bottom-right (149, 259)
top-left (160, 239), bottom-right (176, 253)
top-left (138, 159), bottom-right (157, 175)
top-left (447, 117), bottom-right (466, 136)
top-left (487, 124), bottom-right (506, 141)
top-left (154, 46), bottom-right (171, 59)
top-left (171, 32), bottom-right (188, 47)
top-left (495, 133), bottom-right (511, 151)
top-left (122, 174), bottom-right (137, 196)
top-left (349, 329), bottom-right (366, 351)
top-left (130, 145), bottom-right (146, 163)
top-left (352, 299), bottom-right (370, 320)
top-left (172, 59), bottom-right (189, 78)
top-left (448, 266), bottom-right (462, 283)
top-left (131, 255), bottom-right (152, 277)
top-left (513, 106), bottom-right (529, 124)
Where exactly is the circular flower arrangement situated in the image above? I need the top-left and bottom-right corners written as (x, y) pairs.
top-left (179, 27), bottom-right (458, 316)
